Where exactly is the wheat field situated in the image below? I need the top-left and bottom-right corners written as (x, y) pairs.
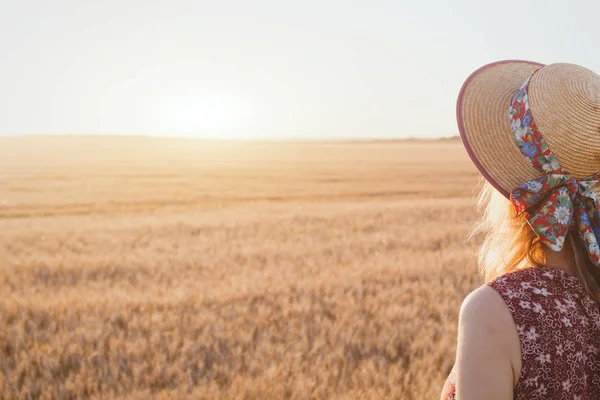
top-left (0, 136), bottom-right (483, 399)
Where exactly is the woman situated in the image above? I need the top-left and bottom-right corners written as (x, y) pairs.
top-left (441, 60), bottom-right (600, 399)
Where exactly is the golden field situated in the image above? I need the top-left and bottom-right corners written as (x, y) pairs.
top-left (0, 136), bottom-right (483, 399)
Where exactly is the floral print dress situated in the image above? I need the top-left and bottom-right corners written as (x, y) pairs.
top-left (441, 267), bottom-right (600, 400)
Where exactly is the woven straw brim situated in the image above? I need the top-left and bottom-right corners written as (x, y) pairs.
top-left (458, 60), bottom-right (600, 199)
top-left (458, 60), bottom-right (544, 198)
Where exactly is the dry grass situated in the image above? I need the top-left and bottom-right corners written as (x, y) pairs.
top-left (0, 136), bottom-right (483, 399)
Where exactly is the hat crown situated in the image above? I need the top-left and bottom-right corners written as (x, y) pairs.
top-left (528, 63), bottom-right (600, 177)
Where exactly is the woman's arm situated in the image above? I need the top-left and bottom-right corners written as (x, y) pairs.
top-left (455, 285), bottom-right (521, 400)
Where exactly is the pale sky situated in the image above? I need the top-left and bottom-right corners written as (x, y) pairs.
top-left (2, 0), bottom-right (600, 139)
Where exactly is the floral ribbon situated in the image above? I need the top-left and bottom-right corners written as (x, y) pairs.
top-left (509, 72), bottom-right (600, 265)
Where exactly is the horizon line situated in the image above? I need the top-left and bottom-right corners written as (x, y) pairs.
top-left (0, 133), bottom-right (460, 142)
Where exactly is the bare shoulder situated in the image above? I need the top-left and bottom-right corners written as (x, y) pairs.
top-left (459, 284), bottom-right (518, 353)
top-left (455, 284), bottom-right (521, 399)
top-left (459, 284), bottom-right (514, 330)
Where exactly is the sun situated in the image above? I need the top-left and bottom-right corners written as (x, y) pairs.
top-left (165, 93), bottom-right (253, 139)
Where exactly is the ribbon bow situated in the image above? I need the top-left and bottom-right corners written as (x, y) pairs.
top-left (509, 72), bottom-right (600, 266)
top-left (511, 173), bottom-right (600, 253)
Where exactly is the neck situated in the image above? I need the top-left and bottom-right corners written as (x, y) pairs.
top-left (543, 239), bottom-right (578, 276)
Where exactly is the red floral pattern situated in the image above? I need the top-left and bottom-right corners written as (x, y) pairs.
top-left (441, 267), bottom-right (600, 399)
top-left (508, 73), bottom-right (600, 265)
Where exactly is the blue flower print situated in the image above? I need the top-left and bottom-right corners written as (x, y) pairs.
top-left (522, 142), bottom-right (538, 157)
top-left (581, 211), bottom-right (591, 226)
top-left (594, 227), bottom-right (600, 242)
top-left (521, 114), bottom-right (531, 127)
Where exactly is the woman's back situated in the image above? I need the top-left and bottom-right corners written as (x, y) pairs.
top-left (442, 267), bottom-right (600, 399)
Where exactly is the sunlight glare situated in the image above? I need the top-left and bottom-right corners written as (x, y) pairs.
top-left (165, 93), bottom-right (252, 139)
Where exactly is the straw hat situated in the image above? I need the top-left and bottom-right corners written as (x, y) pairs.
top-left (457, 60), bottom-right (600, 198)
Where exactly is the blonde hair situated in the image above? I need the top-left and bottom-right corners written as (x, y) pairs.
top-left (473, 180), bottom-right (600, 301)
